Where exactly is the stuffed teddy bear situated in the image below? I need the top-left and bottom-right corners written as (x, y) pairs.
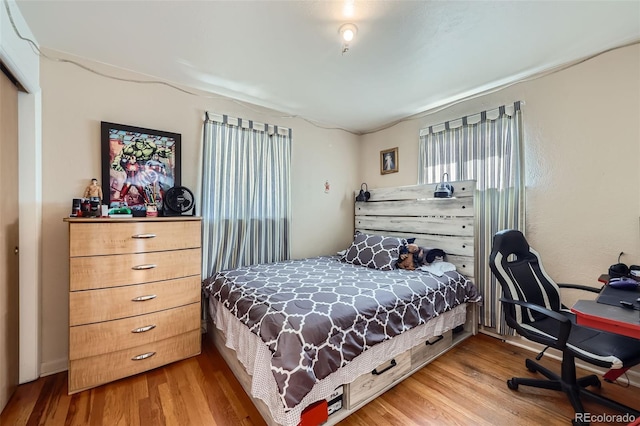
top-left (397, 244), bottom-right (447, 270)
top-left (397, 243), bottom-right (425, 270)
top-left (397, 250), bottom-right (416, 270)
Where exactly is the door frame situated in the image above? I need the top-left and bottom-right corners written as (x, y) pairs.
top-left (1, 0), bottom-right (43, 384)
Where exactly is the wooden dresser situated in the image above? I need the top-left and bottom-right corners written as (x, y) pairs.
top-left (65, 217), bottom-right (202, 394)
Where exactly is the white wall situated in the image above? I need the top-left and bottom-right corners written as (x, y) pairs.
top-left (359, 44), bottom-right (640, 290)
top-left (38, 50), bottom-right (360, 374)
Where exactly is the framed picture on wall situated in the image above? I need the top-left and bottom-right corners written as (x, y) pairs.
top-left (380, 147), bottom-right (399, 174)
top-left (101, 121), bottom-right (181, 213)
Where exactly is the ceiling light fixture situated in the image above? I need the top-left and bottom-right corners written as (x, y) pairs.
top-left (339, 23), bottom-right (358, 54)
top-left (339, 23), bottom-right (358, 42)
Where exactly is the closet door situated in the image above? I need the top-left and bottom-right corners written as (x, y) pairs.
top-left (0, 66), bottom-right (19, 413)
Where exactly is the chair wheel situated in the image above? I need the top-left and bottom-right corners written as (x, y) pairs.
top-left (525, 359), bottom-right (538, 373)
top-left (507, 379), bottom-right (518, 390)
top-left (580, 375), bottom-right (601, 388)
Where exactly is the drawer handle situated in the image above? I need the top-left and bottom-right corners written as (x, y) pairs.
top-left (131, 324), bottom-right (156, 333)
top-left (131, 351), bottom-right (156, 361)
top-left (131, 233), bottom-right (157, 239)
top-left (425, 335), bottom-right (444, 346)
top-left (132, 264), bottom-right (157, 270)
top-left (372, 358), bottom-right (397, 376)
top-left (131, 294), bottom-right (157, 302)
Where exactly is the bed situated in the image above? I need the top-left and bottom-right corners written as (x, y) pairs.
top-left (202, 181), bottom-right (480, 426)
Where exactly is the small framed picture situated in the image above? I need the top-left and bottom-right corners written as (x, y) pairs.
top-left (380, 147), bottom-right (398, 174)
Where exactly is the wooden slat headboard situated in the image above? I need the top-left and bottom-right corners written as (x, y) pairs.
top-left (354, 180), bottom-right (476, 279)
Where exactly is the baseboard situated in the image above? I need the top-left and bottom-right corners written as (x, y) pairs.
top-left (40, 357), bottom-right (68, 377)
top-left (479, 329), bottom-right (640, 388)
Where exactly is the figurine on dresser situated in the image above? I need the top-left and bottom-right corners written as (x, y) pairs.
top-left (71, 178), bottom-right (103, 217)
top-left (83, 178), bottom-right (103, 201)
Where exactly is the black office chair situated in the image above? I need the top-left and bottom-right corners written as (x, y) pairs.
top-left (489, 229), bottom-right (640, 426)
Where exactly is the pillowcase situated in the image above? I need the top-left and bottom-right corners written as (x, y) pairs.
top-left (340, 231), bottom-right (405, 271)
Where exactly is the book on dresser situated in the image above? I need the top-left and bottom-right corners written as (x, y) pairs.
top-left (64, 216), bottom-right (202, 394)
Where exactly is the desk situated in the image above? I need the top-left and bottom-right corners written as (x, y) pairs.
top-left (573, 281), bottom-right (640, 425)
top-left (572, 298), bottom-right (639, 382)
top-left (571, 300), bottom-right (640, 340)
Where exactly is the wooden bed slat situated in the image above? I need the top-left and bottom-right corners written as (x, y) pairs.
top-left (364, 180), bottom-right (475, 201)
top-left (355, 198), bottom-right (473, 217)
top-left (355, 216), bottom-right (474, 237)
top-left (354, 228), bottom-right (473, 258)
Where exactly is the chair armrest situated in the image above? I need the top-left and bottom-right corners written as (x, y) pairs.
top-left (500, 297), bottom-right (571, 349)
top-left (558, 283), bottom-right (602, 294)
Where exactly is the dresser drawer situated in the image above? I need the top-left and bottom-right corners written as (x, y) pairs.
top-left (70, 276), bottom-right (200, 326)
top-left (68, 329), bottom-right (201, 394)
top-left (69, 220), bottom-right (201, 257)
top-left (70, 303), bottom-right (200, 360)
top-left (410, 330), bottom-right (453, 368)
top-left (346, 350), bottom-right (411, 408)
top-left (70, 248), bottom-right (201, 291)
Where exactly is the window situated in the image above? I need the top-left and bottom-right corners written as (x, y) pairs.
top-left (200, 114), bottom-right (291, 278)
top-left (418, 102), bottom-right (524, 333)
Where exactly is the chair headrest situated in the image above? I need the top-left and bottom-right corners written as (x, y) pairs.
top-left (492, 229), bottom-right (531, 259)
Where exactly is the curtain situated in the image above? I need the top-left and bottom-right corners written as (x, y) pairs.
top-left (418, 102), bottom-right (525, 334)
top-left (200, 114), bottom-right (291, 279)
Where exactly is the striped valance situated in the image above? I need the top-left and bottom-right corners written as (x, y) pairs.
top-left (205, 112), bottom-right (291, 137)
top-left (420, 101), bottom-right (523, 136)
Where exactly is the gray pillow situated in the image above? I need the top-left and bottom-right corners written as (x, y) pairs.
top-left (340, 232), bottom-right (405, 271)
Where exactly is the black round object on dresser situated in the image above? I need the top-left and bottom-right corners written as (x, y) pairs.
top-left (162, 186), bottom-right (196, 216)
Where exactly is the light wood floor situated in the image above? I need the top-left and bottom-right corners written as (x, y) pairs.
top-left (1, 333), bottom-right (638, 426)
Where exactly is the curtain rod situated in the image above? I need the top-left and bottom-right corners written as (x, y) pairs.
top-left (205, 111), bottom-right (291, 137)
top-left (419, 101), bottom-right (523, 136)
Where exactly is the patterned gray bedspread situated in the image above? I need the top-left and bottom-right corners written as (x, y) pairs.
top-left (203, 256), bottom-right (479, 410)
